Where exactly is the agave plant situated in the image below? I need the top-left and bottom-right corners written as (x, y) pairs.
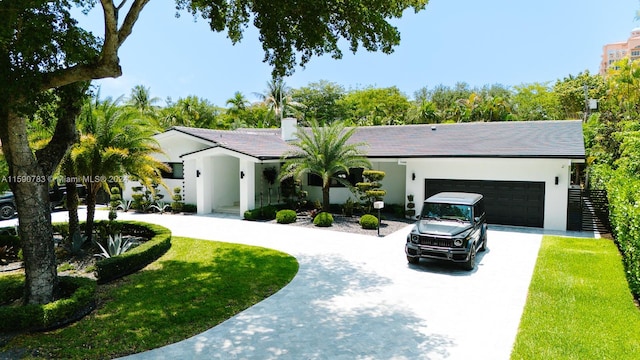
top-left (70, 230), bottom-right (88, 256)
top-left (94, 234), bottom-right (134, 259)
top-left (116, 199), bottom-right (134, 212)
top-left (148, 200), bottom-right (171, 214)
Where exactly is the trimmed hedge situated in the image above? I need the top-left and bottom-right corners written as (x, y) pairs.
top-left (589, 163), bottom-right (640, 300)
top-left (359, 214), bottom-right (379, 230)
top-left (604, 173), bottom-right (640, 299)
top-left (0, 276), bottom-right (96, 332)
top-left (276, 209), bottom-right (297, 224)
top-left (313, 212), bottom-right (334, 227)
top-left (93, 221), bottom-right (172, 284)
top-left (244, 205), bottom-right (278, 221)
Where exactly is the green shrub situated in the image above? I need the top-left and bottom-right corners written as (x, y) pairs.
top-left (276, 209), bottom-right (297, 224)
top-left (0, 276), bottom-right (96, 332)
top-left (94, 221), bottom-right (172, 284)
top-left (359, 214), bottom-right (379, 229)
top-left (243, 205), bottom-right (278, 221)
top-left (171, 187), bottom-right (183, 213)
top-left (605, 174), bottom-right (640, 298)
top-left (182, 203), bottom-right (197, 213)
top-left (313, 212), bottom-right (334, 227)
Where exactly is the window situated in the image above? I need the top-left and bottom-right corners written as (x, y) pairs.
top-left (307, 168), bottom-right (364, 187)
top-left (161, 162), bottom-right (184, 179)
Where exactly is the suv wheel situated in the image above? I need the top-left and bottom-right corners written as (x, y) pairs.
top-left (0, 203), bottom-right (16, 220)
top-left (407, 255), bottom-right (420, 265)
top-left (479, 231), bottom-right (487, 252)
top-left (463, 246), bottom-right (476, 271)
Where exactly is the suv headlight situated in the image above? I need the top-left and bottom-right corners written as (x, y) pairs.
top-left (410, 234), bottom-right (419, 244)
top-left (453, 238), bottom-right (463, 247)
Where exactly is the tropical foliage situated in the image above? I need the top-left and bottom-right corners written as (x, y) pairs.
top-left (279, 120), bottom-right (371, 211)
top-left (584, 59), bottom-right (640, 300)
top-left (71, 95), bottom-right (169, 241)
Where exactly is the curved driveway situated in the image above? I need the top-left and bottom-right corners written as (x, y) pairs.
top-left (44, 210), bottom-right (546, 359)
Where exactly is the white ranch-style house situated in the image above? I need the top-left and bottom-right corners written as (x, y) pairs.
top-left (124, 118), bottom-right (585, 231)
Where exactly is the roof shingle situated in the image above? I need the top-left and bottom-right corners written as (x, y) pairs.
top-left (169, 120), bottom-right (585, 160)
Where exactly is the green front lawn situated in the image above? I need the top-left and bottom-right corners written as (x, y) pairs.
top-left (511, 236), bottom-right (640, 359)
top-left (1, 237), bottom-right (298, 359)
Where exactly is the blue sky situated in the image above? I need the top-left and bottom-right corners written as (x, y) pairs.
top-left (83, 0), bottom-right (639, 106)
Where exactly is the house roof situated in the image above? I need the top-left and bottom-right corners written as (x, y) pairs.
top-left (167, 120), bottom-right (585, 160)
top-left (171, 126), bottom-right (294, 160)
top-left (349, 120), bottom-right (585, 159)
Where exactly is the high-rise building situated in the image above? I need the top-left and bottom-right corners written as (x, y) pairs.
top-left (600, 28), bottom-right (640, 75)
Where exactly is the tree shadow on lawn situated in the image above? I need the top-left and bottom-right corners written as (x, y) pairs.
top-left (1, 244), bottom-right (298, 360)
top-left (125, 253), bottom-right (455, 360)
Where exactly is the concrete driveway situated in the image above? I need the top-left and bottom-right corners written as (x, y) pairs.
top-left (8, 210), bottom-right (546, 359)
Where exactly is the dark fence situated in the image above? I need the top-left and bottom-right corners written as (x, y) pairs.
top-left (567, 188), bottom-right (611, 233)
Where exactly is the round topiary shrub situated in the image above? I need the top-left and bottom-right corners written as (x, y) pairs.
top-left (313, 212), bottom-right (334, 227)
top-left (276, 209), bottom-right (297, 224)
top-left (359, 214), bottom-right (379, 230)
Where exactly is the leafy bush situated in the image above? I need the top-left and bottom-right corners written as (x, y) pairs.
top-left (605, 174), bottom-right (640, 298)
top-left (0, 276), bottom-right (96, 332)
top-left (276, 209), bottom-right (297, 224)
top-left (243, 205), bottom-right (278, 221)
top-left (359, 214), bottom-right (379, 229)
top-left (589, 162), bottom-right (640, 300)
top-left (182, 203), bottom-right (197, 213)
top-left (94, 221), bottom-right (172, 284)
top-left (313, 212), bottom-right (334, 227)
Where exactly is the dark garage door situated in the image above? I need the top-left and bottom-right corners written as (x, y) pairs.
top-left (425, 179), bottom-right (545, 228)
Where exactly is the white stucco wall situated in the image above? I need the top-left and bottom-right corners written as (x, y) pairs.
top-left (403, 157), bottom-right (572, 230)
top-left (122, 132), bottom-right (211, 206)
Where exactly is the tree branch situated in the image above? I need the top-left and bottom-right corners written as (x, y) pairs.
top-left (38, 0), bottom-right (151, 92)
top-left (35, 83), bottom-right (89, 176)
top-left (118, 0), bottom-right (151, 47)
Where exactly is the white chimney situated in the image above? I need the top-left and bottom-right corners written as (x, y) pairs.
top-left (281, 117), bottom-right (297, 141)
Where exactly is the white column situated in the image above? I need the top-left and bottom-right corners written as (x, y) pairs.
top-left (239, 159), bottom-right (255, 215)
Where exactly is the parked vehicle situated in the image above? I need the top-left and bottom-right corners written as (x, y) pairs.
top-left (0, 192), bottom-right (16, 220)
top-left (49, 183), bottom-right (87, 210)
top-left (405, 192), bottom-right (487, 270)
top-left (0, 184), bottom-right (86, 221)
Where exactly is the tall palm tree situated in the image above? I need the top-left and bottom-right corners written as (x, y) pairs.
top-left (279, 120), bottom-right (371, 211)
top-left (71, 96), bottom-right (168, 240)
top-left (254, 78), bottom-right (304, 127)
top-left (127, 85), bottom-right (161, 117)
top-left (226, 91), bottom-right (249, 115)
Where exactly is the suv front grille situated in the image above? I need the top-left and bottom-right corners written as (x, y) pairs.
top-left (419, 236), bottom-right (453, 247)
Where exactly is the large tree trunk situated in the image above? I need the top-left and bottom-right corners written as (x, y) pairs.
top-left (0, 85), bottom-right (83, 304)
top-left (0, 2), bottom-right (148, 305)
top-left (0, 112), bottom-right (57, 305)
